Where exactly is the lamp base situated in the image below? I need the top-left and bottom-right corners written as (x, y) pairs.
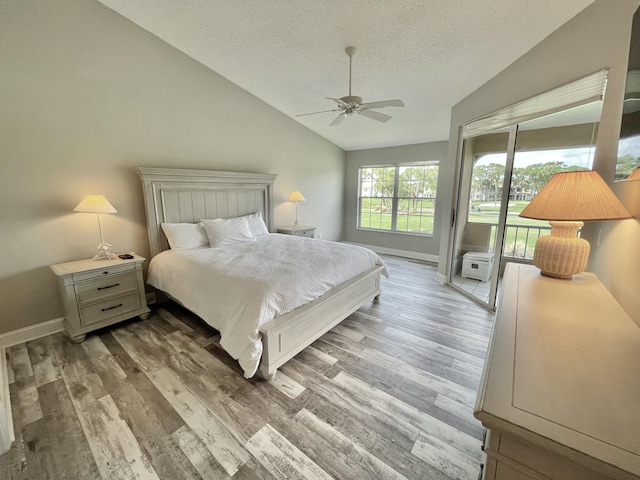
top-left (92, 242), bottom-right (116, 261)
top-left (533, 221), bottom-right (589, 279)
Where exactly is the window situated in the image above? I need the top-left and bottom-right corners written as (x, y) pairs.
top-left (358, 163), bottom-right (438, 235)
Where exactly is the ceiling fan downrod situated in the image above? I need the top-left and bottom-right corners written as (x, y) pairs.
top-left (346, 46), bottom-right (356, 97)
top-left (342, 47), bottom-right (361, 105)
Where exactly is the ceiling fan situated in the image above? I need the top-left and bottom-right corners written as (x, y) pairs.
top-left (296, 47), bottom-right (405, 126)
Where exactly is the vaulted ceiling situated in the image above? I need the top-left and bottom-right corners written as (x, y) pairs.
top-left (98, 0), bottom-right (596, 151)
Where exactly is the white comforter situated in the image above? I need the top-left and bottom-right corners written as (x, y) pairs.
top-left (147, 234), bottom-right (388, 377)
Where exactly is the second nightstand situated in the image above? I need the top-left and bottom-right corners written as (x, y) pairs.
top-left (276, 225), bottom-right (316, 238)
top-left (50, 255), bottom-right (150, 342)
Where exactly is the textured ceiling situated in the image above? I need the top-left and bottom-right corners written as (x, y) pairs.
top-left (97, 0), bottom-right (596, 151)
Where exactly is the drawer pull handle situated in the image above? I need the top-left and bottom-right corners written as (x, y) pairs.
top-left (102, 271), bottom-right (110, 275)
top-left (101, 303), bottom-right (123, 312)
top-left (97, 283), bottom-right (120, 291)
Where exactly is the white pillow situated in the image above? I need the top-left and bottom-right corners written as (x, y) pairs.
top-left (201, 217), bottom-right (256, 247)
top-left (161, 222), bottom-right (209, 249)
top-left (201, 212), bottom-right (270, 237)
top-left (244, 211), bottom-right (270, 237)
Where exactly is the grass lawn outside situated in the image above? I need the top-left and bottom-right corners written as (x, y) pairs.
top-left (359, 211), bottom-right (434, 234)
top-left (360, 200), bottom-right (551, 259)
top-left (467, 201), bottom-right (550, 258)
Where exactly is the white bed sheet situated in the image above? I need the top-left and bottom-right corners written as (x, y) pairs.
top-left (147, 234), bottom-right (388, 377)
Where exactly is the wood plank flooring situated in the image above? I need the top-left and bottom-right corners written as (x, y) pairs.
top-left (0, 255), bottom-right (494, 479)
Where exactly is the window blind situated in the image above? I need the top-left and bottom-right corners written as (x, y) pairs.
top-left (462, 69), bottom-right (608, 138)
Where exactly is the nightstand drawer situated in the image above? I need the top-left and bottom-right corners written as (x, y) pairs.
top-left (75, 273), bottom-right (138, 303)
top-left (295, 229), bottom-right (315, 238)
top-left (79, 291), bottom-right (141, 326)
top-left (72, 263), bottom-right (135, 282)
top-left (277, 225), bottom-right (316, 237)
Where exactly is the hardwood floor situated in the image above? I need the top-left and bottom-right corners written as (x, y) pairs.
top-left (0, 255), bottom-right (494, 479)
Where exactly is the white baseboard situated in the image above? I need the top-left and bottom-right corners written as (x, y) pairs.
top-left (342, 242), bottom-right (439, 264)
top-left (0, 317), bottom-right (65, 348)
top-left (435, 272), bottom-right (447, 284)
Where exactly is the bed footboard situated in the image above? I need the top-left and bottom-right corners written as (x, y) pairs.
top-left (258, 264), bottom-right (384, 379)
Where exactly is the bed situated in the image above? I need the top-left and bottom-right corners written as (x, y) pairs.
top-left (138, 167), bottom-right (386, 379)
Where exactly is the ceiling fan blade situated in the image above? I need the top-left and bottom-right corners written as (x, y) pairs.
top-left (326, 97), bottom-right (350, 108)
top-left (360, 99), bottom-right (405, 109)
top-left (330, 113), bottom-right (346, 126)
top-left (295, 108), bottom-right (342, 117)
top-left (360, 109), bottom-right (392, 123)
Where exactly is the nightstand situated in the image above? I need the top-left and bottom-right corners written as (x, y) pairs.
top-left (50, 255), bottom-right (150, 342)
top-left (276, 225), bottom-right (316, 238)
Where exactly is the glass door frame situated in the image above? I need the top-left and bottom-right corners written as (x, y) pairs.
top-left (448, 125), bottom-right (518, 310)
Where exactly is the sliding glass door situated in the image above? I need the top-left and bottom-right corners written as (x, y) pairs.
top-left (449, 99), bottom-right (604, 309)
top-left (449, 126), bottom-right (515, 308)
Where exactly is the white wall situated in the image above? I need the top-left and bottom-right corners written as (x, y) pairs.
top-left (0, 0), bottom-right (346, 334)
top-left (344, 142), bottom-right (447, 260)
top-left (438, 0), bottom-right (640, 321)
top-left (592, 179), bottom-right (640, 327)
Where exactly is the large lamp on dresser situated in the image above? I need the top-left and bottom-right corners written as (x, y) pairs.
top-left (519, 170), bottom-right (631, 279)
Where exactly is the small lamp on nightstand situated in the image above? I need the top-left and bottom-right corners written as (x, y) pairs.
top-left (74, 194), bottom-right (118, 260)
top-left (288, 190), bottom-right (306, 227)
top-left (519, 170), bottom-right (631, 279)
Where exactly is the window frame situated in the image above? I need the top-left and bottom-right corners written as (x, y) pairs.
top-left (357, 162), bottom-right (439, 236)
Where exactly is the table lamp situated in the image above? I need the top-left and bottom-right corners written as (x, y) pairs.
top-left (74, 194), bottom-right (118, 260)
top-left (288, 190), bottom-right (306, 226)
top-left (519, 171), bottom-right (631, 279)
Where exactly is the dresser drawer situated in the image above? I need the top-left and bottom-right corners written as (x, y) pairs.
top-left (496, 433), bottom-right (611, 480)
top-left (75, 273), bottom-right (138, 303)
top-left (72, 263), bottom-right (135, 282)
top-left (79, 291), bottom-right (141, 326)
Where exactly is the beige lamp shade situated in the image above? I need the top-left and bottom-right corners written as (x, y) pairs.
top-left (288, 191), bottom-right (306, 202)
top-left (520, 171), bottom-right (630, 221)
top-left (520, 170), bottom-right (630, 279)
top-left (73, 195), bottom-right (118, 214)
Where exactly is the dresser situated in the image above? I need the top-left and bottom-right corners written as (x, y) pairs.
top-left (51, 255), bottom-right (150, 342)
top-left (474, 263), bottom-right (640, 480)
top-left (276, 225), bottom-right (316, 238)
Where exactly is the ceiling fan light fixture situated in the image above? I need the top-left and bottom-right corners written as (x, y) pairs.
top-left (341, 95), bottom-right (362, 105)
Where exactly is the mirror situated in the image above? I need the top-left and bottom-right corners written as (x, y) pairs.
top-left (616, 7), bottom-right (640, 180)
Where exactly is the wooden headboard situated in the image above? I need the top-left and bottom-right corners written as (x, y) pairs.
top-left (137, 167), bottom-right (277, 258)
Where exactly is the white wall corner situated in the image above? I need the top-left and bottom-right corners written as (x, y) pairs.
top-left (0, 317), bottom-right (65, 349)
top-left (0, 347), bottom-right (15, 454)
